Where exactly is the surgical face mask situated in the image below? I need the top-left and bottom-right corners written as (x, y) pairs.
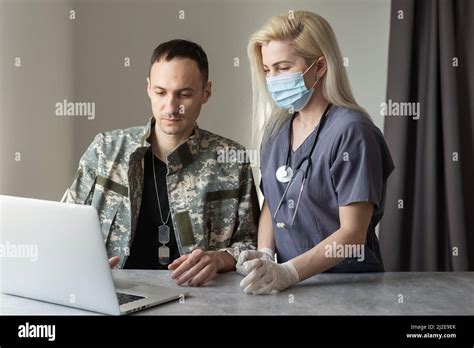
top-left (266, 60), bottom-right (319, 112)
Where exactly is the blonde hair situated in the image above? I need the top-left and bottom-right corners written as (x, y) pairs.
top-left (248, 11), bottom-right (370, 147)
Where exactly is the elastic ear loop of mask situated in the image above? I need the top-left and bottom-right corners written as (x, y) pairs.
top-left (310, 77), bottom-right (319, 90)
top-left (303, 59), bottom-right (320, 90)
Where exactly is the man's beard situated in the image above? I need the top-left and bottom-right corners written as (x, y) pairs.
top-left (158, 114), bottom-right (186, 135)
top-left (159, 113), bottom-right (184, 121)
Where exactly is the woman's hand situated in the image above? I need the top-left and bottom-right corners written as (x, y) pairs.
top-left (236, 200), bottom-right (277, 277)
top-left (239, 259), bottom-right (299, 295)
top-left (236, 248), bottom-right (274, 276)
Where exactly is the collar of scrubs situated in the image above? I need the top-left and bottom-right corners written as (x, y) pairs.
top-left (285, 103), bottom-right (333, 171)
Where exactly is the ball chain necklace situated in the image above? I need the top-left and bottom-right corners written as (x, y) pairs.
top-left (151, 149), bottom-right (171, 265)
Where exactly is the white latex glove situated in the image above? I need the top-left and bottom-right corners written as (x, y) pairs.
top-left (239, 259), bottom-right (299, 295)
top-left (236, 248), bottom-right (274, 276)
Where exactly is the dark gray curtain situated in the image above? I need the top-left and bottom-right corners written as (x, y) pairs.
top-left (380, 0), bottom-right (474, 271)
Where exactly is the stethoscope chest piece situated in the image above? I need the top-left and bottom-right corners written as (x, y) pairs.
top-left (276, 165), bottom-right (294, 183)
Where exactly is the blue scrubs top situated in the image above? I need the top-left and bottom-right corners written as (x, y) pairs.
top-left (260, 106), bottom-right (395, 272)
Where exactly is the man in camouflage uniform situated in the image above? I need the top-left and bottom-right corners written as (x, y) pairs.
top-left (61, 40), bottom-right (259, 286)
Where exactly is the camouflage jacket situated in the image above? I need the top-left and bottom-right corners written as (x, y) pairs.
top-left (61, 117), bottom-right (259, 268)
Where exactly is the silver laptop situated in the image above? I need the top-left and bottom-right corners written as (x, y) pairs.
top-left (0, 195), bottom-right (186, 315)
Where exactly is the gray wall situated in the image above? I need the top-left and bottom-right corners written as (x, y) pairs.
top-left (0, 0), bottom-right (75, 200)
top-left (0, 0), bottom-right (390, 200)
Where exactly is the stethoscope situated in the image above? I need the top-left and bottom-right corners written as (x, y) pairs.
top-left (275, 103), bottom-right (332, 184)
top-left (273, 103), bottom-right (332, 229)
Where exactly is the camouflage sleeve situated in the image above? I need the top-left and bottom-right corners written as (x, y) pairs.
top-left (60, 133), bottom-right (102, 204)
top-left (220, 161), bottom-right (260, 260)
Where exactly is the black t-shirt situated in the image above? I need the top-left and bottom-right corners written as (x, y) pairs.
top-left (124, 148), bottom-right (180, 269)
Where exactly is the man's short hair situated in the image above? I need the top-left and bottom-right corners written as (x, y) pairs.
top-left (149, 39), bottom-right (209, 86)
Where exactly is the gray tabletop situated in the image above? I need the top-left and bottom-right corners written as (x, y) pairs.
top-left (1, 271), bottom-right (473, 315)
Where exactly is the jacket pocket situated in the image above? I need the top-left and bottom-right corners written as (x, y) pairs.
top-left (91, 176), bottom-right (127, 242)
top-left (204, 188), bottom-right (240, 248)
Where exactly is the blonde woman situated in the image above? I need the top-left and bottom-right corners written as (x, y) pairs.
top-left (236, 11), bottom-right (395, 294)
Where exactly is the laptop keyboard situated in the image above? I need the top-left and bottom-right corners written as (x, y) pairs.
top-left (116, 292), bottom-right (146, 305)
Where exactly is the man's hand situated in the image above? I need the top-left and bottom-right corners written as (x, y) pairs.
top-left (239, 259), bottom-right (299, 295)
top-left (109, 256), bottom-right (120, 269)
top-left (168, 249), bottom-right (235, 287)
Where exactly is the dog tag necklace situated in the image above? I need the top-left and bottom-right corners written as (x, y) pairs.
top-left (151, 151), bottom-right (171, 265)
